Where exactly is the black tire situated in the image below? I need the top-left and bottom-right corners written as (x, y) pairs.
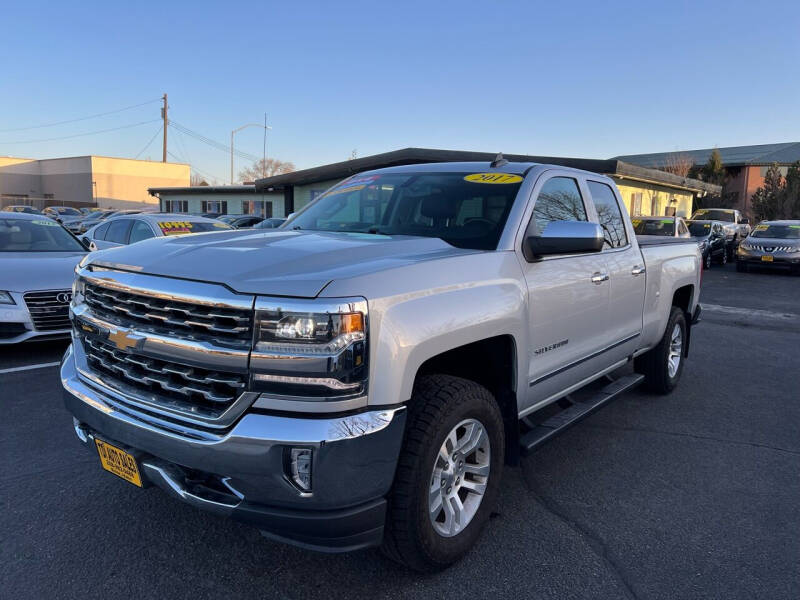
top-left (634, 306), bottom-right (687, 394)
top-left (381, 374), bottom-right (505, 572)
top-left (704, 252), bottom-right (712, 270)
top-left (720, 251), bottom-right (728, 265)
top-left (736, 261), bottom-right (748, 273)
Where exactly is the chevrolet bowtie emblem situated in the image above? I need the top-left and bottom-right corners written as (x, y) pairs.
top-left (108, 329), bottom-right (142, 351)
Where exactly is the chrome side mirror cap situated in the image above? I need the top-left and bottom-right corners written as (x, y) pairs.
top-left (523, 221), bottom-right (604, 261)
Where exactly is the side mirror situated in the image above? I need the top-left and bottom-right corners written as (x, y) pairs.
top-left (523, 221), bottom-right (604, 261)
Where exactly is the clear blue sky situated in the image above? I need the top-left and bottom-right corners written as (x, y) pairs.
top-left (2, 0), bottom-right (797, 183)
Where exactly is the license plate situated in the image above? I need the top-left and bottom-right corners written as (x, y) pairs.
top-left (95, 439), bottom-right (142, 487)
top-left (761, 255), bottom-right (774, 262)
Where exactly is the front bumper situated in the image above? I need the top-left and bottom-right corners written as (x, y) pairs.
top-left (61, 344), bottom-right (407, 552)
top-left (736, 247), bottom-right (800, 269)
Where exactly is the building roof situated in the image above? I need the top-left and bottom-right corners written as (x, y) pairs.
top-left (148, 184), bottom-right (255, 196)
top-left (254, 147), bottom-right (720, 195)
top-left (615, 142), bottom-right (800, 168)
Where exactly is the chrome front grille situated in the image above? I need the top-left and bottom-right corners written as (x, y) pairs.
top-left (82, 335), bottom-right (246, 417)
top-left (24, 290), bottom-right (72, 331)
top-left (748, 244), bottom-right (794, 252)
top-left (83, 279), bottom-right (252, 348)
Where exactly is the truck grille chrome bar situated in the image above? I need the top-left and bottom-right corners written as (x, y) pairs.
top-left (24, 290), bottom-right (72, 331)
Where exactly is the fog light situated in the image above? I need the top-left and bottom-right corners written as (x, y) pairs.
top-left (290, 448), bottom-right (313, 492)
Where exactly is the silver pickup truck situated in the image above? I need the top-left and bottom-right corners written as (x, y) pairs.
top-left (62, 159), bottom-right (701, 571)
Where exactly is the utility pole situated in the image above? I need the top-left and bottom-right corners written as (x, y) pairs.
top-left (161, 93), bottom-right (168, 162)
top-left (231, 122), bottom-right (268, 184)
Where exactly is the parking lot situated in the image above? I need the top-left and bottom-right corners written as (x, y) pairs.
top-left (2, 263), bottom-right (798, 600)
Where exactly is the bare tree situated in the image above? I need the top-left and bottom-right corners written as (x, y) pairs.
top-left (190, 172), bottom-right (209, 186)
top-left (661, 153), bottom-right (694, 177)
top-left (238, 158), bottom-right (296, 183)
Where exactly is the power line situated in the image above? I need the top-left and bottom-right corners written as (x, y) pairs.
top-left (166, 151), bottom-right (221, 183)
top-left (134, 124), bottom-right (164, 159)
top-left (168, 119), bottom-right (260, 162)
top-left (0, 98), bottom-right (161, 132)
top-left (0, 119), bottom-right (161, 145)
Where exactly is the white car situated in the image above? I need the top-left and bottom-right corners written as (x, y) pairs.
top-left (82, 213), bottom-right (233, 251)
top-left (0, 212), bottom-right (87, 344)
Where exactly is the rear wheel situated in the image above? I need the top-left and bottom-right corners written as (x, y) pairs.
top-left (720, 251), bottom-right (728, 265)
top-left (704, 252), bottom-right (712, 270)
top-left (381, 374), bottom-right (504, 572)
top-left (634, 306), bottom-right (686, 394)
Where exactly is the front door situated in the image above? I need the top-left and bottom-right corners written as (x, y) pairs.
top-left (517, 172), bottom-right (612, 415)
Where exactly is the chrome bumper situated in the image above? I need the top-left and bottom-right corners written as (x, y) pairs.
top-left (61, 344), bottom-right (406, 551)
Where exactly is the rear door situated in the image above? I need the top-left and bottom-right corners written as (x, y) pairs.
top-left (517, 171), bottom-right (612, 414)
top-left (585, 178), bottom-right (645, 364)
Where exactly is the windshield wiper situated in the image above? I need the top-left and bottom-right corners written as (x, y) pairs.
top-left (367, 226), bottom-right (388, 235)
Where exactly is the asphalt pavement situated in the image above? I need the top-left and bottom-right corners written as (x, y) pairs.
top-left (1, 262), bottom-right (798, 599)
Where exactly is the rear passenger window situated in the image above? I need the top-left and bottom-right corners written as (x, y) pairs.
top-left (105, 219), bottom-right (131, 244)
top-left (587, 181), bottom-right (628, 249)
top-left (128, 220), bottom-right (154, 244)
top-left (93, 222), bottom-right (110, 240)
top-left (531, 177), bottom-right (587, 234)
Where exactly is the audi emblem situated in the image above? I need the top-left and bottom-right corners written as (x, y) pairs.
top-left (56, 292), bottom-right (73, 304)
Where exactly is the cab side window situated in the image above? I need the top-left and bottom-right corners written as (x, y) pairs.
top-left (531, 177), bottom-right (587, 235)
top-left (128, 220), bottom-right (155, 244)
top-left (105, 219), bottom-right (132, 244)
top-left (587, 181), bottom-right (628, 249)
top-left (93, 222), bottom-right (110, 240)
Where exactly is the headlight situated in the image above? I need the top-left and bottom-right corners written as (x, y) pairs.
top-left (251, 297), bottom-right (368, 400)
top-left (0, 291), bottom-right (15, 305)
top-left (71, 278), bottom-right (86, 308)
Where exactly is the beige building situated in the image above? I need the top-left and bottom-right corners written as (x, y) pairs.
top-left (0, 155), bottom-right (189, 210)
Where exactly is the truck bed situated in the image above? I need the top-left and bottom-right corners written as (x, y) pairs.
top-left (636, 236), bottom-right (699, 247)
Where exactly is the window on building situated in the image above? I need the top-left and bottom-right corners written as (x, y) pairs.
top-left (530, 177), bottom-right (588, 234)
top-left (650, 194), bottom-right (659, 216)
top-left (201, 200), bottom-right (227, 214)
top-left (588, 181), bottom-right (628, 249)
top-left (164, 199), bottom-right (188, 213)
top-left (43, 193), bottom-right (54, 199)
top-left (631, 193), bottom-right (643, 216)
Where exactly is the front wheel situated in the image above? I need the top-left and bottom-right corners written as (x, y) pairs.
top-left (720, 251), bottom-right (728, 265)
top-left (704, 252), bottom-right (712, 270)
top-left (634, 306), bottom-right (687, 394)
top-left (381, 374), bottom-right (505, 572)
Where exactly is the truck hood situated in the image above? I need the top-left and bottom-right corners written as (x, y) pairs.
top-left (1, 251), bottom-right (87, 293)
top-left (90, 230), bottom-right (477, 298)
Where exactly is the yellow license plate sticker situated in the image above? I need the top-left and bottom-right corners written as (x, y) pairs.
top-left (761, 255), bottom-right (774, 262)
top-left (95, 439), bottom-right (142, 487)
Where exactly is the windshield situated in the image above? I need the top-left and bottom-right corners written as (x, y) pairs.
top-left (287, 172), bottom-right (523, 250)
top-left (688, 221), bottom-right (713, 236)
top-left (692, 209), bottom-right (734, 222)
top-left (751, 224), bottom-right (800, 239)
top-left (0, 218), bottom-right (86, 252)
top-left (52, 207), bottom-right (81, 215)
top-left (632, 218), bottom-right (675, 236)
top-left (5, 206), bottom-right (40, 214)
top-left (155, 220), bottom-right (233, 236)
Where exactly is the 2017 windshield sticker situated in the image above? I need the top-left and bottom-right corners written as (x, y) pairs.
top-left (158, 221), bottom-right (195, 235)
top-left (32, 219), bottom-right (59, 226)
top-left (464, 173), bottom-right (524, 184)
top-left (329, 175), bottom-right (380, 195)
top-left (755, 225), bottom-right (769, 231)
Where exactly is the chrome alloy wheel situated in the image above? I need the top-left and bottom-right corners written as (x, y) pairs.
top-left (667, 323), bottom-right (683, 378)
top-left (428, 418), bottom-right (491, 537)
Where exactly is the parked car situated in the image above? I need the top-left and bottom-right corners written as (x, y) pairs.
top-left (62, 160), bottom-right (701, 571)
top-left (254, 217), bottom-right (287, 229)
top-left (736, 220), bottom-right (800, 274)
top-left (42, 206), bottom-right (82, 224)
top-left (691, 208), bottom-right (750, 259)
top-left (217, 214), bottom-right (265, 229)
top-left (687, 220), bottom-right (728, 269)
top-left (79, 207), bottom-right (103, 216)
top-left (2, 205), bottom-right (42, 214)
top-left (201, 212), bottom-right (224, 219)
top-left (82, 213), bottom-right (233, 250)
top-left (631, 216), bottom-right (691, 238)
top-left (71, 210), bottom-right (118, 234)
top-left (0, 212), bottom-right (87, 343)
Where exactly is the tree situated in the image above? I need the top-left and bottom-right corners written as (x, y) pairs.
top-left (751, 163), bottom-right (784, 221)
top-left (190, 172), bottom-right (209, 186)
top-left (662, 153), bottom-right (694, 177)
top-left (782, 161), bottom-right (800, 219)
top-left (238, 158), bottom-right (295, 183)
top-left (701, 148), bottom-right (726, 186)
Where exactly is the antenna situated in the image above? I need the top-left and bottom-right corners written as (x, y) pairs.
top-left (490, 152), bottom-right (508, 168)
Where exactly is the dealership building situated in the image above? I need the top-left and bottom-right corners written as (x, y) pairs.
top-left (0, 155), bottom-right (189, 211)
top-left (148, 148), bottom-right (720, 219)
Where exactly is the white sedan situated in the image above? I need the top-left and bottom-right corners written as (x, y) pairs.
top-left (82, 213), bottom-right (233, 250)
top-left (0, 213), bottom-right (87, 344)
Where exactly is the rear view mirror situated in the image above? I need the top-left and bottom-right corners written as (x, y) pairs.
top-left (523, 221), bottom-right (604, 261)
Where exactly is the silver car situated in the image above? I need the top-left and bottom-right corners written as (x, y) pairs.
top-left (82, 213), bottom-right (233, 251)
top-left (0, 212), bottom-right (87, 343)
top-left (736, 220), bottom-right (800, 274)
top-left (631, 216), bottom-right (691, 239)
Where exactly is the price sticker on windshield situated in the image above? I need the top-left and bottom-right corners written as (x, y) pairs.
top-left (464, 173), bottom-right (524, 184)
top-left (755, 224), bottom-right (769, 231)
top-left (158, 221), bottom-right (194, 236)
top-left (32, 219), bottom-right (59, 227)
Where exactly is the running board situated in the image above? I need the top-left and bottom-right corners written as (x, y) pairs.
top-left (520, 373), bottom-right (645, 454)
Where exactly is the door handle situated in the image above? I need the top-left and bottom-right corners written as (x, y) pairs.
top-left (631, 265), bottom-right (646, 276)
top-left (591, 272), bottom-right (609, 284)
